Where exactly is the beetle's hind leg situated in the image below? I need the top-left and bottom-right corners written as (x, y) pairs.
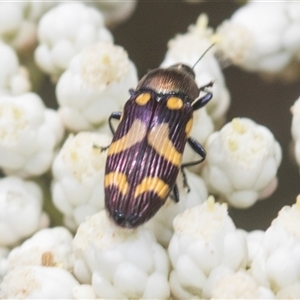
top-left (170, 184), bottom-right (180, 203)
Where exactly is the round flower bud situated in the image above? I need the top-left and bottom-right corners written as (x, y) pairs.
top-left (215, 2), bottom-right (300, 81)
top-left (146, 170), bottom-right (208, 248)
top-left (251, 196), bottom-right (300, 294)
top-left (0, 265), bottom-right (79, 299)
top-left (0, 92), bottom-right (64, 178)
top-left (72, 210), bottom-right (170, 299)
top-left (202, 118), bottom-right (282, 208)
top-left (0, 42), bottom-right (31, 95)
top-left (34, 2), bottom-right (113, 81)
top-left (6, 227), bottom-right (73, 272)
top-left (168, 197), bottom-right (248, 299)
top-left (0, 176), bottom-right (49, 247)
top-left (56, 42), bottom-right (138, 132)
top-left (51, 131), bottom-right (111, 231)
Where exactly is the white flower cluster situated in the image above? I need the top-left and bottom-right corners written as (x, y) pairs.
top-left (35, 2), bottom-right (113, 81)
top-left (56, 42), bottom-right (138, 132)
top-left (72, 211), bottom-right (170, 299)
top-left (52, 132), bottom-right (111, 231)
top-left (0, 42), bottom-right (31, 95)
top-left (0, 1), bottom-right (299, 299)
top-left (168, 198), bottom-right (250, 299)
top-left (0, 92), bottom-right (64, 178)
top-left (202, 118), bottom-right (282, 208)
top-left (161, 14), bottom-right (230, 129)
top-left (251, 197), bottom-right (300, 295)
top-left (0, 2), bottom-right (54, 56)
top-left (0, 176), bottom-right (49, 248)
top-left (291, 96), bottom-right (300, 167)
top-left (215, 1), bottom-right (300, 81)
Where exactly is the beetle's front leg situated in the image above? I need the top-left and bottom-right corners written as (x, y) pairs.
top-left (93, 111), bottom-right (122, 152)
top-left (192, 81), bottom-right (214, 111)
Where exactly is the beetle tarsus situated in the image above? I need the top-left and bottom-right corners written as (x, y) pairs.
top-left (93, 143), bottom-right (110, 152)
top-left (192, 81), bottom-right (214, 111)
top-left (109, 111), bottom-right (122, 134)
top-left (171, 184), bottom-right (180, 203)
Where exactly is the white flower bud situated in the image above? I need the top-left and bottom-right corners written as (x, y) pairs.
top-left (209, 269), bottom-right (274, 299)
top-left (0, 265), bottom-right (79, 299)
top-left (0, 2), bottom-right (54, 55)
top-left (35, 2), bottom-right (113, 81)
top-left (6, 227), bottom-right (73, 272)
top-left (0, 176), bottom-right (48, 247)
top-left (72, 284), bottom-right (98, 299)
top-left (276, 282), bottom-right (300, 299)
top-left (0, 42), bottom-right (31, 95)
top-left (251, 196), bottom-right (300, 294)
top-left (215, 2), bottom-right (300, 80)
top-left (202, 118), bottom-right (282, 208)
top-left (146, 170), bottom-right (208, 248)
top-left (52, 132), bottom-right (111, 231)
top-left (56, 42), bottom-right (138, 132)
top-left (161, 14), bottom-right (230, 128)
top-left (93, 1), bottom-right (137, 28)
top-left (240, 229), bottom-right (265, 267)
top-left (168, 197), bottom-right (248, 299)
top-left (291, 96), bottom-right (300, 166)
top-left (0, 93), bottom-right (64, 177)
top-left (0, 246), bottom-right (9, 279)
top-left (72, 210), bottom-right (170, 299)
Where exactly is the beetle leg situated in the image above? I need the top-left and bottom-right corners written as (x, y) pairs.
top-left (94, 111), bottom-right (121, 152)
top-left (182, 137), bottom-right (206, 167)
top-left (180, 167), bottom-right (191, 193)
top-left (180, 137), bottom-right (206, 192)
top-left (192, 81), bottom-right (214, 111)
top-left (92, 143), bottom-right (109, 152)
top-left (171, 184), bottom-right (180, 203)
top-left (109, 111), bottom-right (122, 135)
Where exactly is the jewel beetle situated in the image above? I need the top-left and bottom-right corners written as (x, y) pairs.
top-left (104, 57), bottom-right (213, 228)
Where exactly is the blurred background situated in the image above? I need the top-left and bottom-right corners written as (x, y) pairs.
top-left (41, 1), bottom-right (300, 231)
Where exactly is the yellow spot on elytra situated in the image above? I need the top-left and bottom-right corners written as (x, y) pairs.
top-left (227, 138), bottom-right (238, 151)
top-left (232, 118), bottom-right (246, 134)
top-left (105, 172), bottom-right (129, 195)
top-left (167, 97), bottom-right (183, 110)
top-left (185, 118), bottom-right (193, 136)
top-left (296, 195), bottom-right (300, 210)
top-left (108, 119), bottom-right (147, 155)
top-left (207, 195), bottom-right (216, 212)
top-left (136, 93), bottom-right (151, 106)
top-left (148, 123), bottom-right (182, 167)
top-left (134, 177), bottom-right (169, 200)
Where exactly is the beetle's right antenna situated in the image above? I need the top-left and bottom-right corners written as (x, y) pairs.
top-left (192, 43), bottom-right (215, 70)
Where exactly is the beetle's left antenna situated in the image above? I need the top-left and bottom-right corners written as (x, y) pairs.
top-left (192, 43), bottom-right (215, 70)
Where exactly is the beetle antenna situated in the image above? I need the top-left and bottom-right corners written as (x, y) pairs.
top-left (192, 43), bottom-right (215, 70)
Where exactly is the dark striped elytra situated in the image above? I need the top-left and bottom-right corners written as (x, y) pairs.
top-left (105, 63), bottom-right (213, 227)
